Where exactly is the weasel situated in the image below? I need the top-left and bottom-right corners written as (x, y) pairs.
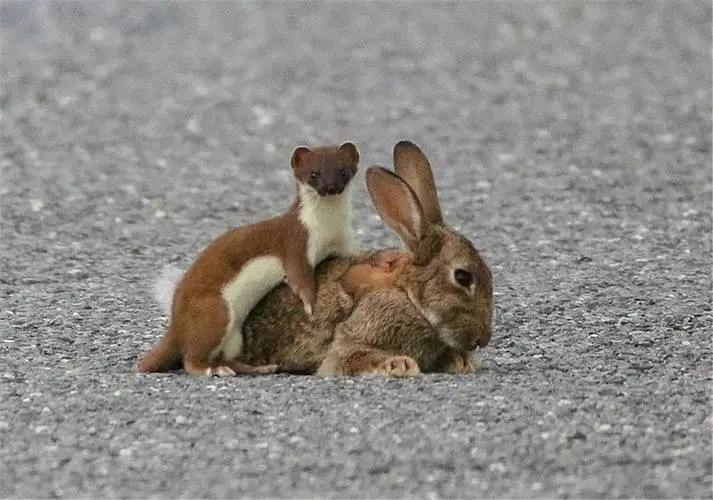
top-left (137, 142), bottom-right (359, 376)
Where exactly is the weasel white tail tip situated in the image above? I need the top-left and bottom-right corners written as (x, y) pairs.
top-left (152, 265), bottom-right (183, 316)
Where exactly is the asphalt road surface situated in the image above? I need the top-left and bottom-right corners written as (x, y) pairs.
top-left (1, 2), bottom-right (711, 498)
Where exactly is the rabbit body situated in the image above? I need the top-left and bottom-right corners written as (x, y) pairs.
top-left (239, 249), bottom-right (485, 377)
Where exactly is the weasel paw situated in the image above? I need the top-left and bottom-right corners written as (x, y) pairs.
top-left (200, 366), bottom-right (236, 377)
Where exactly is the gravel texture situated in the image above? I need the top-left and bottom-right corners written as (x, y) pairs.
top-left (1, 1), bottom-right (711, 498)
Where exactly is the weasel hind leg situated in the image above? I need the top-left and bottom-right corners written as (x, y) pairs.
top-left (181, 296), bottom-right (235, 376)
top-left (180, 292), bottom-right (278, 376)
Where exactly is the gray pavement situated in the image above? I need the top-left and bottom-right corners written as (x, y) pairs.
top-left (1, 1), bottom-right (711, 498)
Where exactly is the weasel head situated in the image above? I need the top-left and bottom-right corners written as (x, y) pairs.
top-left (291, 142), bottom-right (359, 197)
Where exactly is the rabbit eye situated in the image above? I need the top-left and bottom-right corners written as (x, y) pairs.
top-left (454, 268), bottom-right (474, 288)
top-left (310, 171), bottom-right (319, 181)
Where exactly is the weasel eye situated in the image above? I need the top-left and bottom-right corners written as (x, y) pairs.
top-left (339, 167), bottom-right (348, 176)
top-left (454, 268), bottom-right (473, 288)
top-left (309, 171), bottom-right (319, 181)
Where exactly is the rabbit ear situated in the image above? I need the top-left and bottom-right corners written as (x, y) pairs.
top-left (366, 166), bottom-right (427, 251)
top-left (393, 141), bottom-right (443, 225)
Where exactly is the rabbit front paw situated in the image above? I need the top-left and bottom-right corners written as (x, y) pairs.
top-left (445, 349), bottom-right (476, 374)
top-left (378, 356), bottom-right (421, 377)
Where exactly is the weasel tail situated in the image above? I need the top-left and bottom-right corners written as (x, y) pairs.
top-left (138, 266), bottom-right (183, 373)
top-left (152, 265), bottom-right (183, 315)
top-left (137, 330), bottom-right (181, 372)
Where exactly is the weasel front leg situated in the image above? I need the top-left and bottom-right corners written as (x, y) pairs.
top-left (283, 253), bottom-right (317, 318)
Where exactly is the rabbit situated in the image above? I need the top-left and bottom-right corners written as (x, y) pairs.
top-left (236, 141), bottom-right (493, 377)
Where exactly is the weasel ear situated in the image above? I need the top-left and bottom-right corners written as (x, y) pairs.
top-left (291, 146), bottom-right (311, 169)
top-left (338, 142), bottom-right (360, 165)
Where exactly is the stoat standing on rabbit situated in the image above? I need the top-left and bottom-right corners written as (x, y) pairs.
top-left (137, 142), bottom-right (360, 376)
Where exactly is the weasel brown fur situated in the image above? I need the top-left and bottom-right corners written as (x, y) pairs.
top-left (137, 143), bottom-right (359, 376)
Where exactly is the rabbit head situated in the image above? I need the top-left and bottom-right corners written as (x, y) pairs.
top-left (366, 141), bottom-right (493, 351)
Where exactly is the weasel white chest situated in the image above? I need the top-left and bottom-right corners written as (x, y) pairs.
top-left (299, 185), bottom-right (354, 266)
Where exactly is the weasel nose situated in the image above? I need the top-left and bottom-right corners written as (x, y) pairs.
top-left (325, 184), bottom-right (344, 195)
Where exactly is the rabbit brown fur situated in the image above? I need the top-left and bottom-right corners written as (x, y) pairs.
top-left (237, 141), bottom-right (492, 376)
